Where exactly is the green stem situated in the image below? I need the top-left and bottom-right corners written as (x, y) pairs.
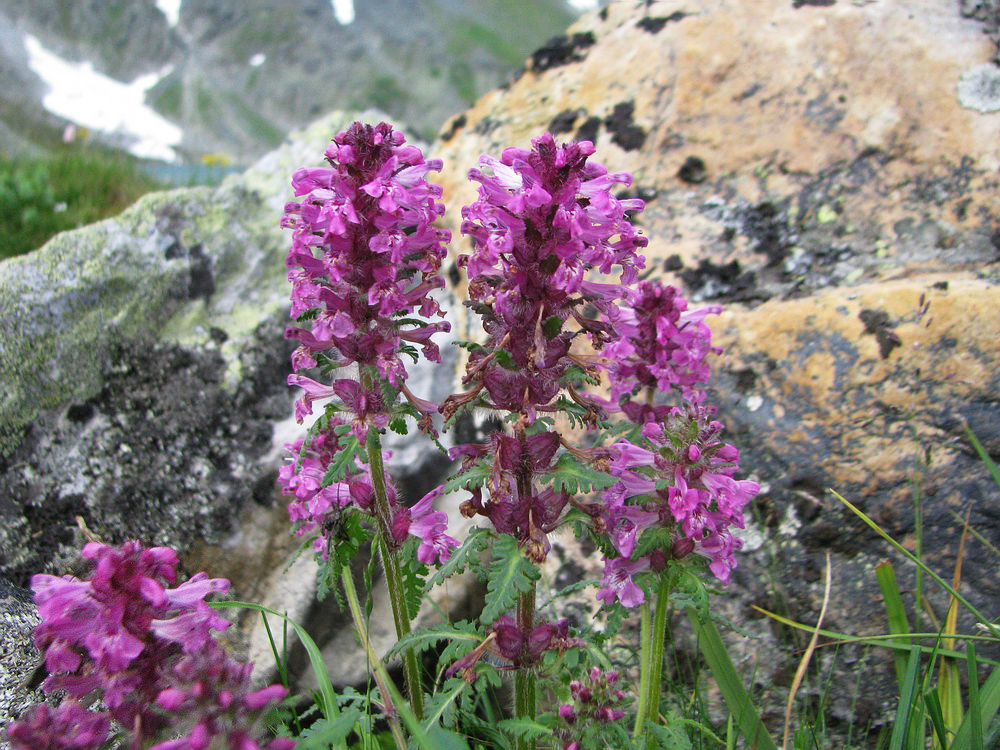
top-left (514, 585), bottom-right (538, 750)
top-left (361, 369), bottom-right (425, 721)
top-left (341, 569), bottom-right (408, 750)
top-left (645, 574), bottom-right (673, 730)
top-left (513, 448), bottom-right (537, 750)
top-left (633, 601), bottom-right (653, 736)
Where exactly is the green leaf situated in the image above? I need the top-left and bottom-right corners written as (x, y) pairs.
top-left (411, 726), bottom-right (472, 750)
top-left (482, 535), bottom-right (541, 625)
top-left (542, 315), bottom-right (563, 339)
top-left (686, 608), bottom-right (778, 750)
top-left (876, 560), bottom-right (912, 689)
top-left (442, 460), bottom-right (493, 494)
top-left (540, 453), bottom-right (616, 495)
top-left (296, 709), bottom-right (361, 749)
top-left (961, 420), bottom-right (1000, 488)
top-left (211, 602), bottom-right (344, 742)
top-left (400, 538), bottom-right (429, 617)
top-left (497, 718), bottom-right (554, 739)
top-left (387, 621), bottom-right (482, 661)
top-left (389, 417), bottom-right (408, 435)
top-left (425, 527), bottom-right (492, 590)
top-left (321, 435), bottom-right (361, 486)
top-left (889, 647), bottom-right (922, 750)
top-left (453, 340), bottom-right (488, 355)
top-left (495, 348), bottom-right (518, 370)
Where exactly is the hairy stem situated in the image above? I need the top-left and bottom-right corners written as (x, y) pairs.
top-left (361, 369), bottom-right (425, 720)
top-left (633, 600), bottom-right (653, 735)
top-left (645, 573), bottom-right (673, 730)
top-left (341, 568), bottom-right (407, 750)
top-left (513, 454), bottom-right (538, 750)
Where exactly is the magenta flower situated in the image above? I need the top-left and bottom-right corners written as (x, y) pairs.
top-left (391, 486), bottom-right (460, 564)
top-left (596, 556), bottom-right (650, 608)
top-left (7, 701), bottom-right (110, 750)
top-left (604, 280), bottom-right (721, 408)
top-left (282, 121), bottom-right (451, 424)
top-left (599, 406), bottom-right (759, 589)
top-left (554, 667), bottom-right (628, 749)
top-left (11, 542), bottom-right (291, 749)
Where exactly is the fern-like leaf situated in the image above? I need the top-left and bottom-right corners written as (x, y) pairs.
top-left (386, 621), bottom-right (481, 661)
top-left (481, 535), bottom-right (540, 625)
top-left (425, 527), bottom-right (492, 590)
top-left (540, 453), bottom-right (616, 495)
top-left (442, 460), bottom-right (493, 494)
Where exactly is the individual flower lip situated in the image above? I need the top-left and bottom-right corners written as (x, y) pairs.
top-left (392, 485), bottom-right (460, 565)
top-left (596, 555), bottom-right (650, 608)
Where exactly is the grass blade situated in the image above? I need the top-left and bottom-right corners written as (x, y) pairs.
top-left (964, 642), bottom-right (984, 750)
top-left (686, 608), bottom-right (778, 750)
top-left (960, 419), bottom-right (1000, 488)
top-left (783, 551), bottom-right (831, 750)
top-left (876, 560), bottom-right (911, 687)
top-left (751, 606), bottom-right (1000, 667)
top-left (830, 491), bottom-right (999, 638)
top-left (888, 646), bottom-right (922, 750)
top-left (211, 601), bottom-right (345, 750)
top-left (924, 689), bottom-right (948, 748)
top-left (952, 668), bottom-right (1000, 750)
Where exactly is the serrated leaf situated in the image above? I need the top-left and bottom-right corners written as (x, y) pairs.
top-left (321, 435), bottom-right (361, 486)
top-left (296, 709), bottom-right (361, 750)
top-left (442, 460), bottom-right (493, 494)
top-left (387, 621), bottom-right (481, 661)
top-left (540, 453), bottom-right (616, 495)
top-left (425, 527), bottom-right (493, 590)
top-left (482, 535), bottom-right (541, 624)
top-left (453, 340), bottom-right (488, 355)
top-left (498, 718), bottom-right (554, 739)
top-left (495, 348), bottom-right (518, 370)
top-left (410, 726), bottom-right (471, 750)
top-left (633, 526), bottom-right (676, 559)
top-left (542, 315), bottom-right (563, 339)
top-left (389, 417), bottom-right (408, 435)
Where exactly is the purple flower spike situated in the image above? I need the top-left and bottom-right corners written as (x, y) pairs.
top-left (13, 542), bottom-right (291, 750)
top-left (605, 280), bottom-right (722, 409)
top-left (444, 132), bottom-right (647, 426)
top-left (283, 120), bottom-right (450, 394)
top-left (7, 701), bottom-right (110, 750)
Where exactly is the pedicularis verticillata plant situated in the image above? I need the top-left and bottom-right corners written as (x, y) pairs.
top-left (8, 122), bottom-right (759, 750)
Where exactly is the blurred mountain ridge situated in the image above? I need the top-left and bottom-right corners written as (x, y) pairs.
top-left (0, 0), bottom-right (581, 165)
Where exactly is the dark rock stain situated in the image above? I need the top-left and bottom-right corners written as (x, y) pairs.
top-left (792, 0), bottom-right (836, 7)
top-left (441, 113), bottom-right (466, 141)
top-left (605, 101), bottom-right (647, 151)
top-left (680, 258), bottom-right (764, 302)
top-left (574, 115), bottom-right (601, 143)
top-left (858, 309), bottom-right (902, 359)
top-left (548, 109), bottom-right (581, 135)
top-left (677, 155), bottom-right (707, 184)
top-left (636, 12), bottom-right (688, 33)
top-left (530, 32), bottom-right (596, 73)
top-left (663, 254), bottom-right (684, 272)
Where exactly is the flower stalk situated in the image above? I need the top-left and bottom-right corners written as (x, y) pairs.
top-left (361, 370), bottom-right (425, 721)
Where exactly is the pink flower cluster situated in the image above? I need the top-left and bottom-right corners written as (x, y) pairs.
top-left (443, 132), bottom-right (647, 424)
top-left (279, 429), bottom-right (457, 564)
top-left (597, 405), bottom-right (760, 606)
top-left (8, 541), bottom-right (292, 750)
top-left (282, 121), bottom-right (451, 430)
top-left (604, 279), bottom-right (721, 406)
top-left (554, 667), bottom-right (628, 750)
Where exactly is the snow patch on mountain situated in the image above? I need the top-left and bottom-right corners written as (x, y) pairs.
top-left (24, 33), bottom-right (182, 162)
